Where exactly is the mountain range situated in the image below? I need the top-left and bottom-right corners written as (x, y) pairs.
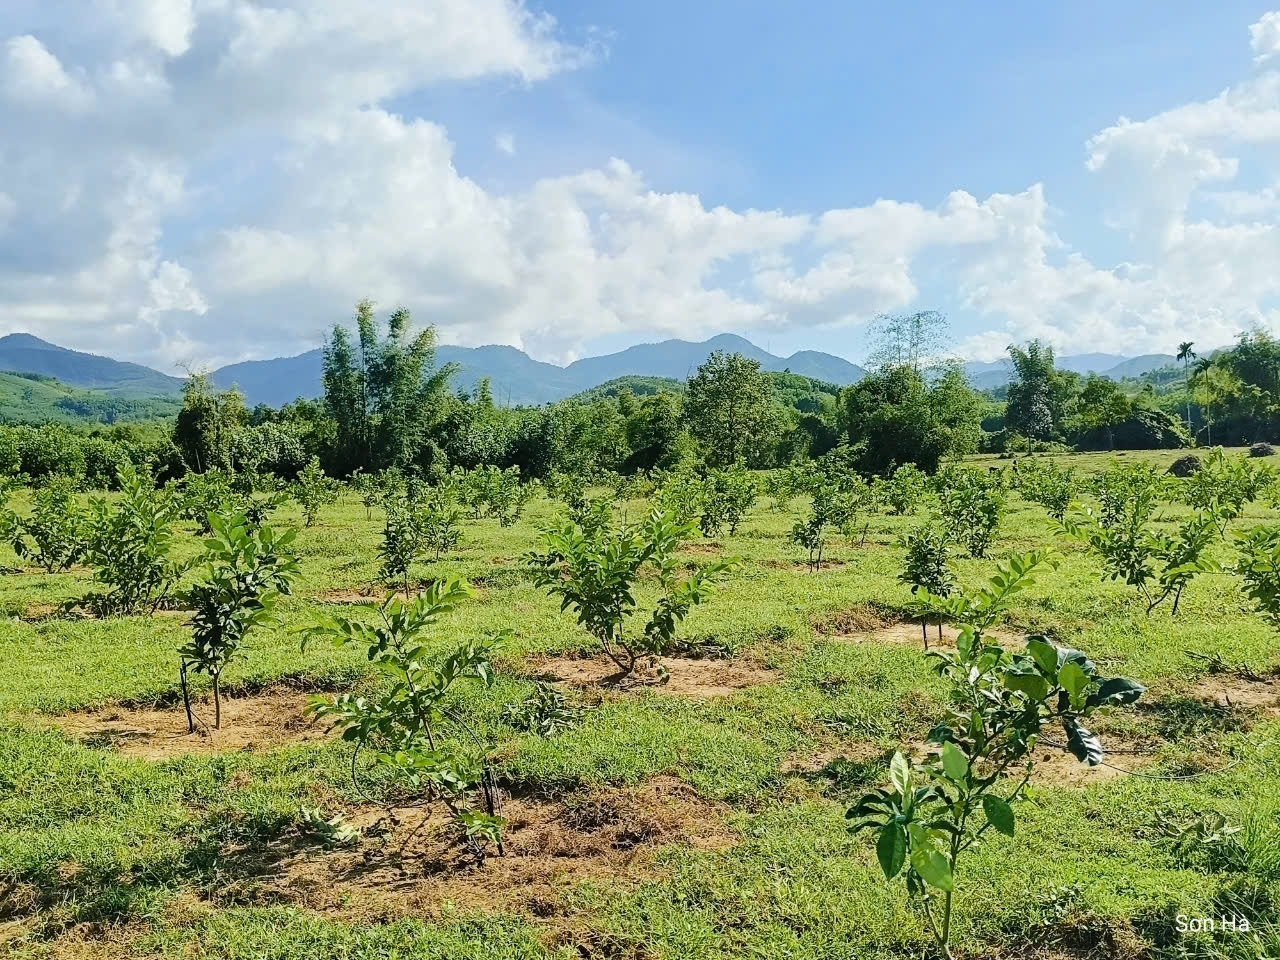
top-left (0, 331), bottom-right (1180, 410)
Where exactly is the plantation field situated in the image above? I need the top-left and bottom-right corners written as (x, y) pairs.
top-left (2, 458), bottom-right (1279, 960)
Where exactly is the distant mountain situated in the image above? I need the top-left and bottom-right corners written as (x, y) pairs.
top-left (0, 333), bottom-right (183, 396)
top-left (962, 352), bottom-right (1179, 390)
top-left (0, 329), bottom-right (1195, 412)
top-left (209, 333), bottom-right (868, 407)
top-left (1100, 354), bottom-right (1176, 379)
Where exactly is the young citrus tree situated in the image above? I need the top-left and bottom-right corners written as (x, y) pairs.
top-left (179, 512), bottom-right (300, 730)
top-left (528, 508), bottom-right (734, 674)
top-left (13, 476), bottom-right (85, 573)
top-left (301, 580), bottom-right (509, 859)
top-left (898, 522), bottom-right (954, 647)
top-left (292, 456), bottom-right (340, 527)
top-left (853, 551), bottom-right (1145, 960)
top-left (81, 462), bottom-right (191, 615)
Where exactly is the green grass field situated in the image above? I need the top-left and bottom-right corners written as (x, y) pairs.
top-left (1, 449), bottom-right (1278, 959)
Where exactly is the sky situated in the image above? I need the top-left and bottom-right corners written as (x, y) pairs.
top-left (3, 1), bottom-right (1280, 373)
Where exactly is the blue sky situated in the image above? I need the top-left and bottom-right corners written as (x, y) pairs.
top-left (3, 1), bottom-right (1280, 371)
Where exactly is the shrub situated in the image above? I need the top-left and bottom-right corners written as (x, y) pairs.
top-left (80, 463), bottom-right (191, 615)
top-left (855, 552), bottom-right (1144, 960)
top-left (936, 468), bottom-right (1004, 558)
top-left (1167, 454), bottom-right (1203, 477)
top-left (698, 462), bottom-right (758, 537)
top-left (302, 582), bottom-right (509, 859)
top-left (292, 456), bottom-right (340, 527)
top-left (13, 476), bottom-right (85, 572)
top-left (528, 508), bottom-right (735, 674)
top-left (179, 513), bottom-right (300, 730)
top-left (898, 523), bottom-right (954, 646)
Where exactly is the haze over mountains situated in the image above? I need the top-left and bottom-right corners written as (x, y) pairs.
top-left (0, 332), bottom-right (1179, 409)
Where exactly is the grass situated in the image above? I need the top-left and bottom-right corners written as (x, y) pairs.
top-left (2, 449), bottom-right (1279, 958)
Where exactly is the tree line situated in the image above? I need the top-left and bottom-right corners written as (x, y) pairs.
top-left (6, 304), bottom-right (1280, 488)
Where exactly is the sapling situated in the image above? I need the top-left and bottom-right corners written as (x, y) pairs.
top-left (301, 581), bottom-right (509, 860)
top-left (1180, 448), bottom-right (1274, 534)
top-left (417, 490), bottom-right (462, 561)
top-left (292, 456), bottom-right (340, 527)
top-left (528, 508), bottom-right (734, 674)
top-left (547, 469), bottom-right (590, 514)
top-left (898, 522), bottom-right (954, 647)
top-left (937, 468), bottom-right (1004, 558)
top-left (1060, 501), bottom-right (1222, 615)
top-left (81, 462), bottom-right (191, 615)
top-left (13, 476), bottom-right (85, 572)
top-left (852, 551), bottom-right (1145, 960)
top-left (1012, 459), bottom-right (1075, 520)
top-left (879, 463), bottom-right (929, 516)
top-left (789, 478), bottom-right (865, 569)
top-left (698, 462), bottom-right (758, 537)
top-left (652, 465), bottom-right (705, 527)
top-left (172, 469), bottom-right (236, 533)
top-left (1233, 524), bottom-right (1280, 630)
top-left (179, 512), bottom-right (299, 730)
top-left (379, 502), bottom-right (422, 596)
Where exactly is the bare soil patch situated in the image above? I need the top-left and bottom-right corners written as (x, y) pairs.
top-left (215, 776), bottom-right (735, 917)
top-left (40, 690), bottom-right (330, 760)
top-left (790, 738), bottom-right (1142, 790)
top-left (1191, 673), bottom-right (1280, 716)
top-left (827, 621), bottom-right (1025, 651)
top-left (525, 652), bottom-right (778, 697)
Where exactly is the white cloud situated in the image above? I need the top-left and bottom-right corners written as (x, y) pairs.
top-left (3, 3), bottom-right (1280, 371)
top-left (2, 34), bottom-right (91, 109)
top-left (1252, 10), bottom-right (1280, 62)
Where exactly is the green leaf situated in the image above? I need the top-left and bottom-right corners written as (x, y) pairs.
top-left (1057, 661), bottom-right (1089, 705)
top-left (889, 752), bottom-right (911, 795)
top-left (1025, 637), bottom-right (1059, 677)
top-left (941, 742), bottom-right (968, 781)
top-left (982, 795), bottom-right (1015, 837)
top-left (876, 824), bottom-right (906, 879)
top-left (1089, 677), bottom-right (1144, 707)
top-left (909, 837), bottom-right (954, 892)
top-left (1063, 719), bottom-right (1104, 766)
top-left (1004, 670), bottom-right (1050, 701)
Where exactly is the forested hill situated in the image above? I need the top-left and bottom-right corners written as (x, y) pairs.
top-left (210, 333), bottom-right (868, 407)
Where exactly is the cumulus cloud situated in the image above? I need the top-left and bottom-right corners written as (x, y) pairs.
top-left (2, 3), bottom-right (1280, 371)
top-left (1252, 10), bottom-right (1280, 62)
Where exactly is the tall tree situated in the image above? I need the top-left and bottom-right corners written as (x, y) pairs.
top-left (867, 311), bottom-right (949, 373)
top-left (173, 372), bottom-right (247, 473)
top-left (1177, 341), bottom-right (1196, 437)
top-left (1004, 341), bottom-right (1078, 441)
top-left (683, 351), bottom-right (780, 467)
top-left (840, 363), bottom-right (981, 474)
top-left (320, 300), bottom-right (457, 474)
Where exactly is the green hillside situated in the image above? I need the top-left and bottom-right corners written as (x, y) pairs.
top-left (0, 371), bottom-right (181, 425)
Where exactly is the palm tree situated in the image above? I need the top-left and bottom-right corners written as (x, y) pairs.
top-left (1177, 341), bottom-right (1196, 441)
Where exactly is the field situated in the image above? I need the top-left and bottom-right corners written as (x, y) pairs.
top-left (1, 448), bottom-right (1278, 959)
